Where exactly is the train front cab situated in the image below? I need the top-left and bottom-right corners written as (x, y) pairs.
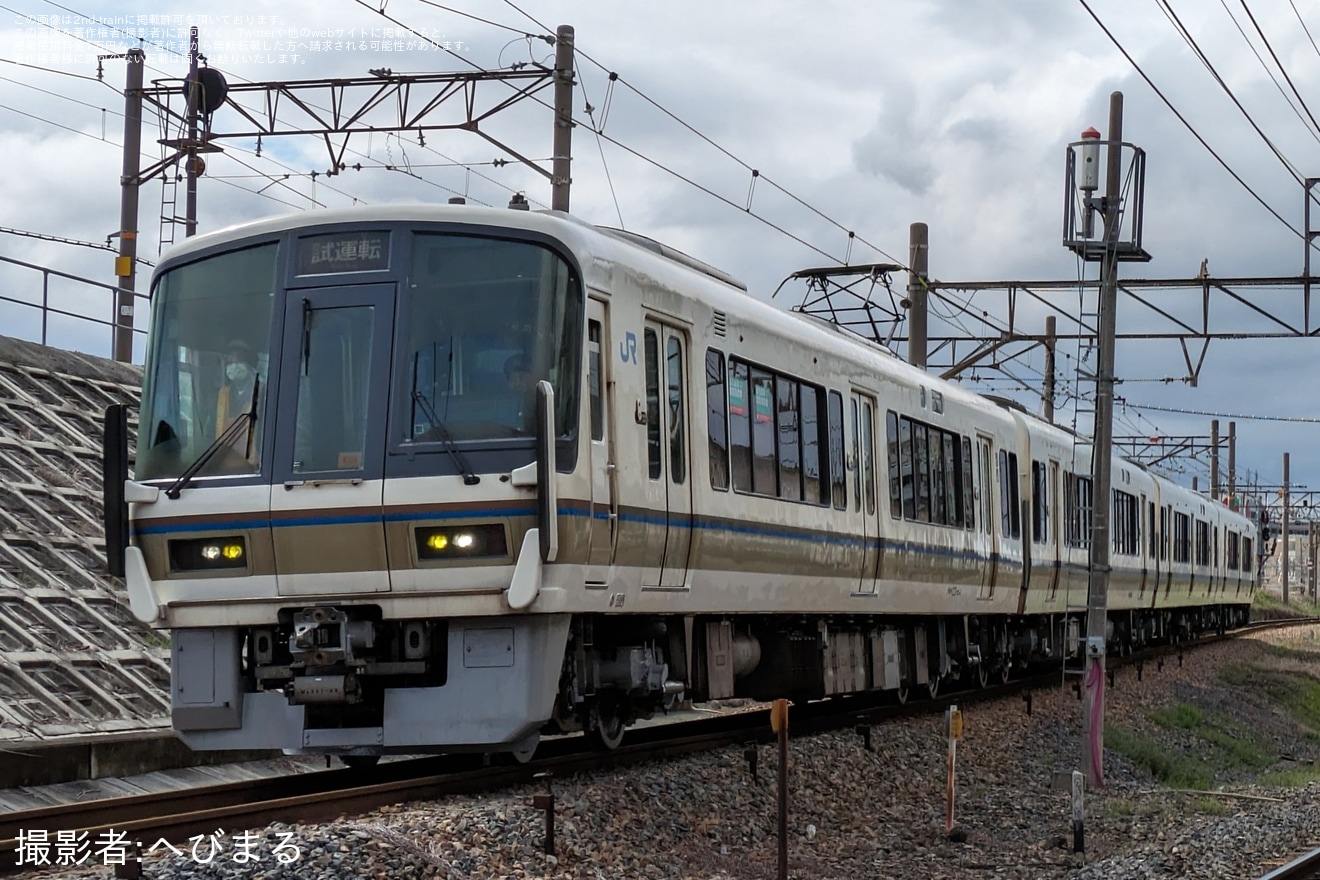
top-left (108, 213), bottom-right (604, 757)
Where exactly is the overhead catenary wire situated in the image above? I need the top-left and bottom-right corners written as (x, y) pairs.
top-left (1154, 0), bottom-right (1306, 183)
top-left (1215, 0), bottom-right (1320, 148)
top-left (1078, 0), bottom-right (1304, 240)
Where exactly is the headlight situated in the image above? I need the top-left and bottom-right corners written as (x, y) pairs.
top-left (415, 524), bottom-right (508, 560)
top-left (169, 536), bottom-right (248, 571)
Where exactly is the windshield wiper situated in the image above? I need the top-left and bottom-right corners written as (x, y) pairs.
top-left (164, 375), bottom-right (260, 500)
top-left (411, 389), bottom-right (480, 486)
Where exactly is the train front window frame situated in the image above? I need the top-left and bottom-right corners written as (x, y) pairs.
top-left (395, 231), bottom-right (584, 470)
top-left (137, 241), bottom-right (279, 482)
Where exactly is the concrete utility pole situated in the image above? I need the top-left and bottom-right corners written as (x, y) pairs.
top-left (113, 48), bottom-right (145, 363)
top-left (1228, 422), bottom-right (1236, 508)
top-left (550, 24), bottom-right (575, 212)
top-left (1043, 316), bottom-right (1057, 424)
top-left (1082, 92), bottom-right (1125, 790)
top-left (1210, 420), bottom-right (1220, 501)
top-left (908, 222), bottom-right (929, 369)
top-left (1283, 452), bottom-right (1291, 604)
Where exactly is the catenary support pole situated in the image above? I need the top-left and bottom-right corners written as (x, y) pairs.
top-left (908, 222), bottom-right (929, 369)
top-left (551, 25), bottom-right (575, 212)
top-left (114, 48), bottom-right (145, 363)
top-left (1082, 91), bottom-right (1124, 790)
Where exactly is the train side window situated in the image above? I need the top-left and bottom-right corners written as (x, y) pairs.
top-left (928, 425), bottom-right (945, 524)
top-left (666, 335), bottom-right (686, 485)
top-left (1160, 505), bottom-right (1170, 561)
top-left (644, 329), bottom-right (661, 480)
top-left (977, 439), bottom-right (992, 533)
top-left (943, 433), bottom-right (959, 528)
top-left (1009, 454), bottom-right (1022, 538)
top-left (1032, 461), bottom-right (1046, 544)
top-left (828, 391), bottom-right (846, 510)
top-left (776, 376), bottom-right (801, 501)
top-left (998, 450), bottom-right (1010, 537)
top-left (801, 384), bottom-right (823, 505)
top-left (862, 400), bottom-right (876, 516)
top-left (1243, 536), bottom-right (1252, 569)
top-left (751, 369), bottom-right (776, 495)
top-left (851, 398), bottom-right (861, 512)
top-left (588, 321), bottom-right (604, 442)
top-left (914, 423), bottom-right (930, 522)
top-left (729, 360), bottom-right (752, 492)
top-left (962, 435), bottom-right (975, 530)
top-left (1147, 501), bottom-right (1156, 559)
top-left (900, 416), bottom-right (916, 519)
top-left (886, 411), bottom-right (901, 518)
top-left (706, 349), bottom-right (728, 491)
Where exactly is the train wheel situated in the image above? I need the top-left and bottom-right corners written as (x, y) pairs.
top-left (341, 755), bottom-right (380, 770)
top-left (999, 662), bottom-right (1012, 684)
top-left (976, 663), bottom-right (989, 689)
top-left (588, 704), bottom-right (626, 750)
top-left (926, 676), bottom-right (941, 699)
top-left (894, 686), bottom-right (910, 705)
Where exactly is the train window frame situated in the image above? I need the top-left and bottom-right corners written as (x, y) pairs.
top-left (723, 356), bottom-right (830, 507)
top-left (886, 411), bottom-right (902, 519)
top-left (666, 334), bottom-right (687, 486)
top-left (862, 400), bottom-right (876, 516)
top-left (1032, 460), bottom-right (1047, 544)
top-left (644, 328), bottom-right (662, 480)
top-left (776, 375), bottom-right (801, 502)
top-left (706, 348), bottom-right (729, 491)
top-left (900, 416), bottom-right (916, 519)
top-left (800, 384), bottom-right (823, 505)
top-left (750, 368), bottom-right (777, 496)
top-left (927, 422), bottom-right (945, 524)
top-left (588, 320), bottom-right (604, 442)
top-left (828, 391), bottom-right (846, 510)
top-left (729, 360), bottom-right (752, 493)
top-left (961, 435), bottom-right (975, 530)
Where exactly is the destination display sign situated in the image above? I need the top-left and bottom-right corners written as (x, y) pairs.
top-left (296, 231), bottom-right (390, 275)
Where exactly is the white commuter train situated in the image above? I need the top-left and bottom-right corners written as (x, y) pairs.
top-left (101, 203), bottom-right (1257, 761)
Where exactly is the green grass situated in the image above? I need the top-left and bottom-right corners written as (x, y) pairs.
top-left (1259, 762), bottom-right (1320, 787)
top-left (1220, 665), bottom-right (1320, 732)
top-left (1151, 703), bottom-right (1203, 730)
top-left (1105, 724), bottom-right (1214, 789)
top-left (1190, 797), bottom-right (1230, 816)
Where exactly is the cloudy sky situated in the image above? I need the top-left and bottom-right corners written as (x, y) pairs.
top-left (0, 0), bottom-right (1317, 500)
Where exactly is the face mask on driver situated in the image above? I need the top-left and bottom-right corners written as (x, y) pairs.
top-left (226, 362), bottom-right (251, 383)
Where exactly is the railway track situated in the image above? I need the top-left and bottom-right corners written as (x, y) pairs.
top-left (1261, 847), bottom-right (1320, 880)
top-left (2, 614), bottom-right (1314, 875)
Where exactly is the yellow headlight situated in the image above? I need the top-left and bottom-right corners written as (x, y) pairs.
top-left (426, 533), bottom-right (449, 551)
top-left (222, 543), bottom-right (244, 560)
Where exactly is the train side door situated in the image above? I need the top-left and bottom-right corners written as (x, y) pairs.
top-left (851, 391), bottom-right (879, 594)
top-left (640, 320), bottom-right (693, 588)
top-left (977, 435), bottom-right (996, 599)
top-left (585, 299), bottom-right (617, 573)
top-left (270, 284), bottom-right (395, 595)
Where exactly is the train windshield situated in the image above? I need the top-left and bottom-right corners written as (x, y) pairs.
top-left (136, 243), bottom-right (278, 481)
top-left (401, 234), bottom-right (581, 443)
